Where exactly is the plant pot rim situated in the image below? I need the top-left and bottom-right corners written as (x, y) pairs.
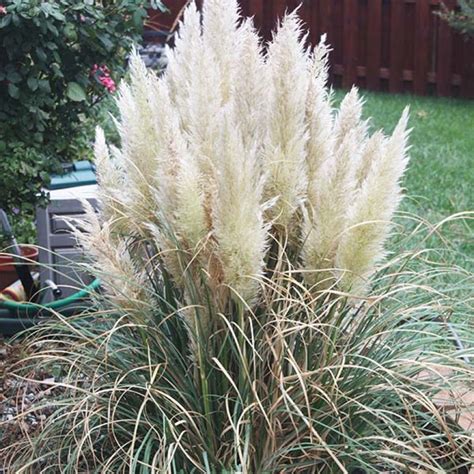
top-left (0, 245), bottom-right (39, 269)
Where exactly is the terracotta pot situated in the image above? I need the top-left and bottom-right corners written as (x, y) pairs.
top-left (0, 245), bottom-right (39, 291)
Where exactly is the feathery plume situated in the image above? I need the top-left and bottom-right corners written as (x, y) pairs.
top-left (113, 54), bottom-right (163, 231)
top-left (212, 108), bottom-right (267, 302)
top-left (335, 108), bottom-right (410, 293)
top-left (355, 130), bottom-right (386, 187)
top-left (333, 86), bottom-right (368, 150)
top-left (302, 129), bottom-right (361, 288)
top-left (93, 127), bottom-right (124, 227)
top-left (120, 51), bottom-right (162, 179)
top-left (76, 201), bottom-right (151, 320)
top-left (201, 0), bottom-right (241, 103)
top-left (183, 29), bottom-right (224, 183)
top-left (233, 19), bottom-right (268, 151)
top-left (172, 141), bottom-right (208, 254)
top-left (165, 2), bottom-right (202, 118)
top-left (264, 11), bottom-right (310, 228)
top-left (306, 35), bottom-right (334, 205)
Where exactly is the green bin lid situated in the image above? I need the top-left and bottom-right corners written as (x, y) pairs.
top-left (49, 161), bottom-right (97, 190)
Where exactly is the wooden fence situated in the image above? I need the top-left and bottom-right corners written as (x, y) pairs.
top-left (147, 0), bottom-right (474, 98)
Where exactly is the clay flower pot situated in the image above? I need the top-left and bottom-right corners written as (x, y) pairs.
top-left (0, 245), bottom-right (39, 291)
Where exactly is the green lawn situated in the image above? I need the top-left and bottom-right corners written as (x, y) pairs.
top-left (334, 90), bottom-right (474, 267)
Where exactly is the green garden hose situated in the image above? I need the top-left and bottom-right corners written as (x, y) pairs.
top-left (0, 278), bottom-right (101, 313)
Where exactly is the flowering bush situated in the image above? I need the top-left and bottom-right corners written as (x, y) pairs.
top-left (4, 1), bottom-right (472, 472)
top-left (91, 64), bottom-right (117, 93)
top-left (0, 0), bottom-right (165, 225)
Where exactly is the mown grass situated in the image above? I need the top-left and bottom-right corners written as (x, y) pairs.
top-left (334, 90), bottom-right (474, 268)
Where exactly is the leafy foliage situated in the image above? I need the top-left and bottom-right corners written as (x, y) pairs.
top-left (439, 0), bottom-right (474, 37)
top-left (0, 0), bottom-right (165, 222)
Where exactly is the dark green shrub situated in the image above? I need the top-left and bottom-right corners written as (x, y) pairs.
top-left (0, 0), bottom-right (165, 234)
top-left (439, 0), bottom-right (474, 37)
top-left (0, 140), bottom-right (52, 245)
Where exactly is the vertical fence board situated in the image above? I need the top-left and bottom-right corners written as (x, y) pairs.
top-left (248, 0), bottom-right (264, 31)
top-left (413, 0), bottom-right (430, 94)
top-left (342, 0), bottom-right (358, 88)
top-left (436, 0), bottom-right (454, 96)
top-left (319, 0), bottom-right (333, 42)
top-left (310, 0), bottom-right (321, 47)
top-left (261, 0), bottom-right (275, 39)
top-left (367, 0), bottom-right (382, 90)
top-left (272, 0), bottom-right (287, 22)
top-left (389, 0), bottom-right (404, 92)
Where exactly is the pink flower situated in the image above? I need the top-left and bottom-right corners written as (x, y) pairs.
top-left (0, 6), bottom-right (7, 15)
top-left (90, 64), bottom-right (116, 93)
top-left (99, 76), bottom-right (116, 93)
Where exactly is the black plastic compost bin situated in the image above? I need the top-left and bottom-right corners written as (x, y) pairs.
top-left (0, 162), bottom-right (100, 335)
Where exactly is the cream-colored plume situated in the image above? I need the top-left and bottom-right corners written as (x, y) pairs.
top-left (94, 127), bottom-right (122, 225)
top-left (165, 2), bottom-right (202, 128)
top-left (233, 19), bottom-right (268, 151)
top-left (113, 53), bottom-right (164, 231)
top-left (333, 86), bottom-right (368, 150)
top-left (263, 12), bottom-right (310, 227)
top-left (335, 108), bottom-right (410, 293)
top-left (76, 201), bottom-right (151, 320)
top-left (306, 35), bottom-right (334, 205)
top-left (356, 130), bottom-right (386, 187)
top-left (212, 108), bottom-right (267, 302)
top-left (303, 128), bottom-right (361, 288)
top-left (202, 0), bottom-right (241, 103)
top-left (88, 0), bottom-right (410, 310)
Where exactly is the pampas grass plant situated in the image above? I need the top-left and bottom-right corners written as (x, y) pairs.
top-left (2, 1), bottom-right (473, 472)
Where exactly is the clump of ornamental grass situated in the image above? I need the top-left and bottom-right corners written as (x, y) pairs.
top-left (2, 1), bottom-right (473, 472)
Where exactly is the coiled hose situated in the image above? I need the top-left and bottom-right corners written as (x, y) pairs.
top-left (0, 278), bottom-right (101, 314)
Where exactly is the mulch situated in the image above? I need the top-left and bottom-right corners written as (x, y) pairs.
top-left (0, 335), bottom-right (60, 471)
